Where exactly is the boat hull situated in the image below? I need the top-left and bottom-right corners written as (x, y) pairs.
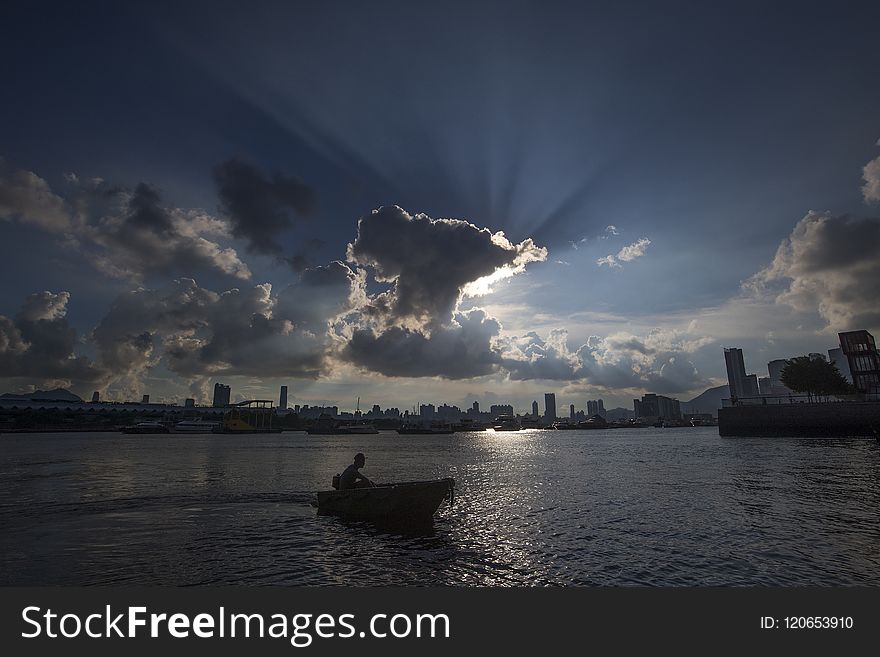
top-left (316, 478), bottom-right (454, 522)
top-left (121, 425), bottom-right (169, 434)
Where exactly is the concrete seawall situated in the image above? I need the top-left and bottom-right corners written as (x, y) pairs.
top-left (718, 401), bottom-right (880, 437)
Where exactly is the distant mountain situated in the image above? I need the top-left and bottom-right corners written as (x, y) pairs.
top-left (0, 388), bottom-right (84, 403)
top-left (605, 407), bottom-right (634, 421)
top-left (682, 385), bottom-right (728, 413)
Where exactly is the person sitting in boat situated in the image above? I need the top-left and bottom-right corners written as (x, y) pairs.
top-left (338, 453), bottom-right (375, 490)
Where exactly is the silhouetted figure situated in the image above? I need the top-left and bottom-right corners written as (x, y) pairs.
top-left (339, 453), bottom-right (374, 490)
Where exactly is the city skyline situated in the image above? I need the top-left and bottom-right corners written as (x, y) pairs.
top-left (1, 2), bottom-right (880, 411)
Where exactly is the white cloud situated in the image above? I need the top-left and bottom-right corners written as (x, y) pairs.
top-left (747, 210), bottom-right (880, 332)
top-left (863, 155), bottom-right (880, 203)
top-left (596, 237), bottom-right (651, 268)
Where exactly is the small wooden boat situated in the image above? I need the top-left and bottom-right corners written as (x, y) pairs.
top-left (316, 478), bottom-right (454, 522)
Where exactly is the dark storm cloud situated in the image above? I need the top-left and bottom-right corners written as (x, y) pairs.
top-left (749, 211), bottom-right (880, 331)
top-left (346, 205), bottom-right (546, 328)
top-left (0, 291), bottom-right (105, 388)
top-left (126, 183), bottom-right (174, 232)
top-left (0, 160), bottom-right (251, 282)
top-left (283, 238), bottom-right (326, 273)
top-left (83, 182), bottom-right (252, 282)
top-left (92, 263), bottom-right (364, 389)
top-left (343, 309), bottom-right (502, 379)
top-left (213, 158), bottom-right (316, 255)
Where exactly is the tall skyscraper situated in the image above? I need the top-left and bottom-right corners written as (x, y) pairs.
top-left (827, 348), bottom-right (852, 383)
top-left (587, 400), bottom-right (597, 415)
top-left (212, 382), bottom-right (231, 407)
top-left (279, 385), bottom-right (288, 410)
top-left (544, 393), bottom-right (556, 421)
top-left (724, 348), bottom-right (757, 398)
top-left (91, 391), bottom-right (100, 403)
top-left (597, 399), bottom-right (605, 417)
top-left (472, 401), bottom-right (480, 413)
top-left (532, 400), bottom-right (539, 418)
top-left (569, 404), bottom-right (575, 419)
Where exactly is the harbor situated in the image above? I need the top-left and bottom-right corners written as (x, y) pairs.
top-left (2, 427), bottom-right (878, 586)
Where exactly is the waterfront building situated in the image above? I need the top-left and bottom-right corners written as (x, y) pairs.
top-left (744, 374), bottom-right (759, 396)
top-left (587, 400), bottom-right (597, 416)
top-left (490, 404), bottom-right (514, 417)
top-left (765, 358), bottom-right (793, 395)
top-left (634, 393), bottom-right (681, 421)
top-left (724, 348), bottom-right (759, 399)
top-left (279, 385), bottom-right (288, 410)
top-left (544, 393), bottom-right (557, 421)
top-left (91, 391), bottom-right (100, 403)
top-left (827, 347), bottom-right (853, 383)
top-left (838, 330), bottom-right (880, 394)
top-left (569, 404), bottom-right (575, 419)
top-left (212, 383), bottom-right (231, 407)
top-left (597, 399), bottom-right (605, 417)
top-left (184, 398), bottom-right (195, 408)
top-left (531, 400), bottom-right (539, 418)
top-left (420, 403), bottom-right (435, 420)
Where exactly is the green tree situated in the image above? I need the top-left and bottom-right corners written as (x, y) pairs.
top-left (780, 355), bottom-right (853, 402)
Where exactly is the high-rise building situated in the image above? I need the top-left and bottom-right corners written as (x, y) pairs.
top-left (490, 404), bottom-right (514, 417)
top-left (184, 398), bottom-right (195, 408)
top-left (532, 400), bottom-right (539, 418)
top-left (597, 399), bottom-right (605, 417)
top-left (828, 347), bottom-right (853, 384)
top-left (212, 383), bottom-right (231, 407)
top-left (587, 400), bottom-right (597, 416)
top-left (838, 330), bottom-right (880, 394)
top-left (724, 348), bottom-right (758, 398)
top-left (419, 404), bottom-right (435, 420)
top-left (472, 401), bottom-right (480, 413)
top-left (569, 404), bottom-right (575, 419)
top-left (91, 391), bottom-right (100, 403)
top-left (744, 374), bottom-right (759, 397)
top-left (279, 385), bottom-right (288, 410)
top-left (633, 393), bottom-right (681, 420)
top-left (765, 358), bottom-right (792, 395)
top-left (767, 359), bottom-right (786, 382)
top-left (141, 394), bottom-right (150, 404)
top-left (544, 393), bottom-right (556, 421)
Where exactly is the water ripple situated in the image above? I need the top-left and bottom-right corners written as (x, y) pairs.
top-left (1, 429), bottom-right (879, 585)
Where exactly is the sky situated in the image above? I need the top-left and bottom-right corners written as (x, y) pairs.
top-left (1, 0), bottom-right (879, 411)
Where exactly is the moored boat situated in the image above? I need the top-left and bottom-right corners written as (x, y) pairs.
top-left (492, 415), bottom-right (521, 431)
top-left (172, 420), bottom-right (219, 433)
top-left (396, 423), bottom-right (455, 435)
top-left (122, 421), bottom-right (169, 434)
top-left (336, 421), bottom-right (380, 434)
top-left (316, 478), bottom-right (454, 522)
top-left (576, 414), bottom-right (608, 430)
